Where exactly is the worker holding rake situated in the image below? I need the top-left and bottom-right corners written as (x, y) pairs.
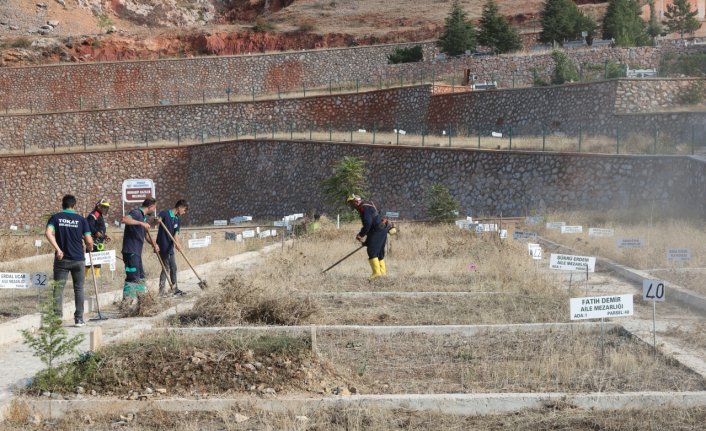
top-left (120, 198), bottom-right (159, 298)
top-left (156, 200), bottom-right (188, 296)
top-left (346, 194), bottom-right (396, 281)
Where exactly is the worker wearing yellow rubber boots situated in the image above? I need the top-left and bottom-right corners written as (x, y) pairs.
top-left (347, 194), bottom-right (395, 281)
top-left (85, 198), bottom-right (111, 280)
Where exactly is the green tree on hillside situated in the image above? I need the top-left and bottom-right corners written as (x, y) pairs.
top-left (602, 0), bottom-right (650, 46)
top-left (646, 0), bottom-right (663, 41)
top-left (539, 0), bottom-right (596, 45)
top-left (426, 184), bottom-right (459, 223)
top-left (551, 50), bottom-right (579, 84)
top-left (663, 0), bottom-right (701, 39)
top-left (478, 0), bottom-right (523, 53)
top-left (322, 156), bottom-right (368, 216)
top-left (437, 0), bottom-right (477, 56)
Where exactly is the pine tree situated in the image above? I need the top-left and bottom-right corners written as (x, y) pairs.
top-left (322, 156), bottom-right (368, 216)
top-left (539, 0), bottom-right (596, 45)
top-left (478, 0), bottom-right (522, 53)
top-left (664, 0), bottom-right (701, 39)
top-left (602, 0), bottom-right (650, 46)
top-left (426, 183), bottom-right (459, 223)
top-left (646, 0), bottom-right (663, 40)
top-left (437, 0), bottom-right (477, 56)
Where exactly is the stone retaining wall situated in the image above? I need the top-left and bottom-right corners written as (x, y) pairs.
top-left (0, 142), bottom-right (703, 227)
top-left (0, 40), bottom-right (703, 113)
top-left (0, 86), bottom-right (430, 152)
top-left (3, 79), bottom-right (706, 152)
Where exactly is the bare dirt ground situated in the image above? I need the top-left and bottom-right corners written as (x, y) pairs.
top-left (0, 0), bottom-right (591, 66)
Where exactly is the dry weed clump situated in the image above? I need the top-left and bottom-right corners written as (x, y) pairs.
top-left (183, 275), bottom-right (319, 326)
top-left (118, 291), bottom-right (160, 318)
top-left (9, 405), bottom-right (706, 430)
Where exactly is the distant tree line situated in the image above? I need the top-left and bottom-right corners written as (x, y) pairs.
top-left (437, 0), bottom-right (701, 56)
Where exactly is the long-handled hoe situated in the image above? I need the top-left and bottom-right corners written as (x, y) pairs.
top-left (145, 229), bottom-right (175, 292)
top-left (87, 251), bottom-right (108, 321)
top-left (157, 219), bottom-right (208, 290)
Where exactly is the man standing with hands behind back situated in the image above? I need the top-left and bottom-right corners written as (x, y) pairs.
top-left (45, 194), bottom-right (93, 327)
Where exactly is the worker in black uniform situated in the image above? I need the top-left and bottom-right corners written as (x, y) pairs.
top-left (346, 194), bottom-right (396, 280)
top-left (85, 198), bottom-right (111, 279)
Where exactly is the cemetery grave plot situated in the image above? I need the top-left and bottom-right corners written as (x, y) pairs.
top-left (175, 221), bottom-right (577, 327)
top-left (8, 404), bottom-right (706, 431)
top-left (533, 210), bottom-right (706, 296)
top-left (12, 328), bottom-right (706, 412)
top-left (316, 328), bottom-right (706, 394)
top-left (0, 227), bottom-right (274, 321)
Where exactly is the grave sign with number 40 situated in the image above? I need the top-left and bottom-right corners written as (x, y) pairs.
top-left (642, 279), bottom-right (665, 302)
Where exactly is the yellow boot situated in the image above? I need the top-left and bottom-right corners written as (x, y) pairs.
top-left (379, 259), bottom-right (387, 276)
top-left (368, 258), bottom-right (382, 281)
top-left (85, 267), bottom-right (101, 279)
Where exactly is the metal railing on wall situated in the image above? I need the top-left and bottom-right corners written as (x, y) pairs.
top-left (5, 120), bottom-right (704, 157)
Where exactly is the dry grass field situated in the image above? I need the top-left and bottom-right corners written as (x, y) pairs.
top-left (179, 219), bottom-right (572, 326)
top-left (7, 405), bottom-right (706, 431)
top-left (536, 210), bottom-right (706, 295)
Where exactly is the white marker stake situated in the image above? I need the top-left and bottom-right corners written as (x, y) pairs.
top-left (643, 279), bottom-right (665, 357)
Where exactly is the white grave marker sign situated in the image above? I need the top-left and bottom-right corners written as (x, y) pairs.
top-left (560, 225), bottom-right (583, 234)
top-left (667, 249), bottom-right (690, 262)
top-left (546, 222), bottom-right (566, 229)
top-left (570, 294), bottom-right (633, 320)
top-left (589, 228), bottom-right (614, 237)
top-left (550, 253), bottom-right (596, 272)
top-left (617, 238), bottom-right (645, 249)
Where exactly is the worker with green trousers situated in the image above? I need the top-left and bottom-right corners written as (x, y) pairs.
top-left (121, 198), bottom-right (159, 298)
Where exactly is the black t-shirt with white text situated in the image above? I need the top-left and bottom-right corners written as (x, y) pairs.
top-left (47, 210), bottom-right (90, 261)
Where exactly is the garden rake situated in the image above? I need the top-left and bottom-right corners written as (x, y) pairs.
top-left (157, 219), bottom-right (208, 290)
top-left (145, 229), bottom-right (175, 292)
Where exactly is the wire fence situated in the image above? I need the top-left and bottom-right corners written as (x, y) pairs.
top-left (5, 120), bottom-right (705, 156)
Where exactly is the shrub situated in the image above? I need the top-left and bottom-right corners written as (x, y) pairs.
top-left (677, 81), bottom-right (705, 105)
top-left (426, 183), bottom-right (459, 223)
top-left (659, 52), bottom-right (706, 76)
top-left (551, 50), bottom-right (579, 84)
top-left (10, 38), bottom-right (32, 49)
top-left (22, 295), bottom-right (85, 392)
top-left (97, 14), bottom-right (113, 30)
top-left (531, 67), bottom-right (549, 86)
top-left (387, 45), bottom-right (424, 64)
top-left (253, 17), bottom-right (276, 32)
top-left (297, 20), bottom-right (317, 33)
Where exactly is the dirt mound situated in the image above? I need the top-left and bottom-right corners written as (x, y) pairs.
top-left (27, 333), bottom-right (354, 397)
